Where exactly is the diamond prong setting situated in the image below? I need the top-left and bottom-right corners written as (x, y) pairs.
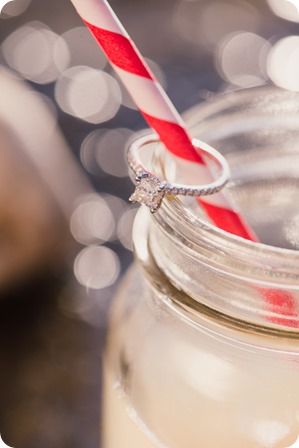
top-left (129, 173), bottom-right (166, 213)
top-left (127, 134), bottom-right (231, 213)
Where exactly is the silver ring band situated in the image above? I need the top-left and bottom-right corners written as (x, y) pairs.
top-left (127, 133), bottom-right (230, 213)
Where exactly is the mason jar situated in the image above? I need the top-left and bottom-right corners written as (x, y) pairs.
top-left (101, 86), bottom-right (299, 448)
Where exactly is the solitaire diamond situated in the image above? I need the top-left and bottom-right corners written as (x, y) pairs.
top-left (129, 174), bottom-right (166, 213)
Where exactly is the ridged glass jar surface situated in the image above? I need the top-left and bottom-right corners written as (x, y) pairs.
top-left (102, 87), bottom-right (299, 448)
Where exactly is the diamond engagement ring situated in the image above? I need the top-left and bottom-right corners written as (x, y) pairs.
top-left (127, 133), bottom-right (230, 213)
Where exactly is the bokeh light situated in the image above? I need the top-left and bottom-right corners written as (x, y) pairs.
top-left (80, 128), bottom-right (132, 177)
top-left (267, 0), bottom-right (299, 24)
top-left (74, 246), bottom-right (120, 290)
top-left (102, 194), bottom-right (129, 242)
top-left (117, 206), bottom-right (138, 251)
top-left (2, 22), bottom-right (70, 84)
top-left (0, 0), bottom-right (31, 18)
top-left (216, 32), bottom-right (270, 87)
top-left (70, 194), bottom-right (115, 245)
top-left (95, 129), bottom-right (132, 177)
top-left (80, 131), bottom-right (103, 176)
top-left (55, 66), bottom-right (122, 123)
top-left (267, 36), bottom-right (299, 92)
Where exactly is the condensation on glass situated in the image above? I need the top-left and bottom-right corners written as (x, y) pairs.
top-left (102, 87), bottom-right (299, 448)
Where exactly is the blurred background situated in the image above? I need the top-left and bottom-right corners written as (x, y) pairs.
top-left (0, 0), bottom-right (298, 446)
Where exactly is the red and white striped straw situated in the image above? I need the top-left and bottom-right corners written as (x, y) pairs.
top-left (69, 0), bottom-right (257, 241)
top-left (69, 0), bottom-right (298, 326)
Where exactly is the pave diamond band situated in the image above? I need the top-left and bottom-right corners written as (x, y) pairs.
top-left (127, 133), bottom-right (230, 213)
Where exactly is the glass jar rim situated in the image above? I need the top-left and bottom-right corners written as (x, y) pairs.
top-left (184, 84), bottom-right (299, 132)
top-left (146, 84), bottom-right (299, 286)
top-left (157, 195), bottom-right (299, 284)
top-left (135, 200), bottom-right (299, 339)
top-left (133, 86), bottom-right (299, 336)
top-left (163, 193), bottom-right (299, 256)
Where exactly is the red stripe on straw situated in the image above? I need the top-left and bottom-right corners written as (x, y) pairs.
top-left (142, 112), bottom-right (205, 164)
top-left (85, 21), bottom-right (153, 79)
top-left (200, 201), bottom-right (259, 240)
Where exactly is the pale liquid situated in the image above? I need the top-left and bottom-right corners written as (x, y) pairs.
top-left (102, 321), bottom-right (299, 448)
top-left (102, 366), bottom-right (159, 448)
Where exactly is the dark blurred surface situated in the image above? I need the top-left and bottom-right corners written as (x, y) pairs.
top-left (0, 0), bottom-right (298, 446)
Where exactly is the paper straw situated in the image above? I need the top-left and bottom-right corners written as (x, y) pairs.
top-left (69, 0), bottom-right (298, 326)
top-left (69, 0), bottom-right (258, 241)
